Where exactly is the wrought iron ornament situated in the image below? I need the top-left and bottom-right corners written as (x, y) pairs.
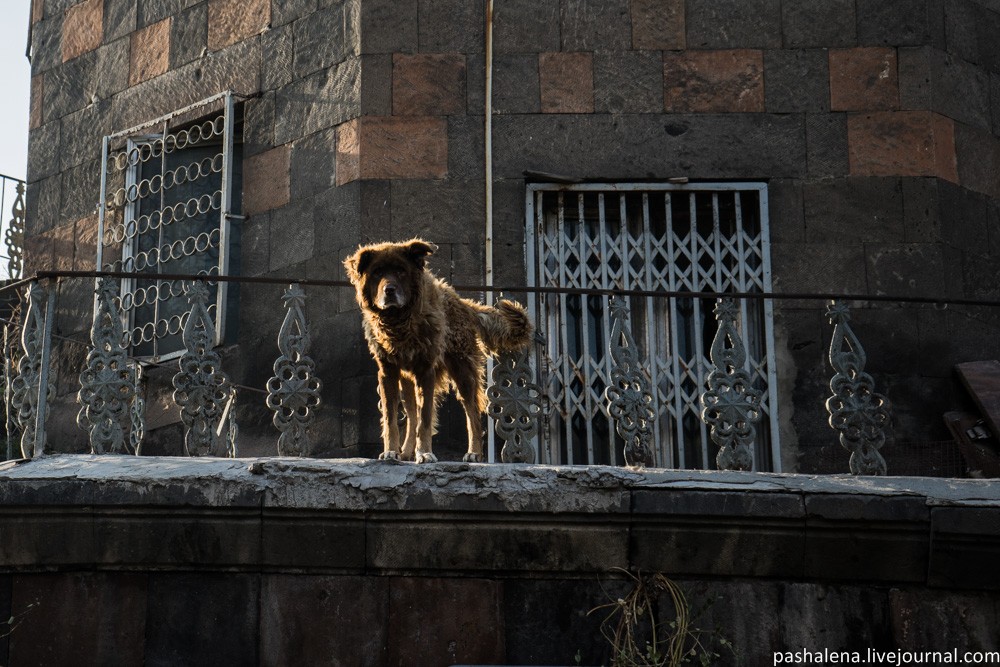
top-left (266, 284), bottom-right (322, 456)
top-left (77, 278), bottom-right (137, 454)
top-left (172, 282), bottom-right (235, 457)
top-left (487, 344), bottom-right (541, 463)
top-left (10, 283), bottom-right (52, 458)
top-left (6, 181), bottom-right (24, 280)
top-left (700, 298), bottom-right (762, 471)
top-left (3, 298), bottom-right (22, 460)
top-left (825, 301), bottom-right (891, 475)
top-left (603, 296), bottom-right (655, 467)
top-left (130, 362), bottom-right (145, 454)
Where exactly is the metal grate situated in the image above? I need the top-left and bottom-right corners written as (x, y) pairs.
top-left (525, 183), bottom-right (780, 471)
top-left (97, 92), bottom-right (241, 360)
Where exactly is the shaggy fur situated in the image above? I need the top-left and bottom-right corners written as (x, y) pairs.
top-left (343, 239), bottom-right (533, 463)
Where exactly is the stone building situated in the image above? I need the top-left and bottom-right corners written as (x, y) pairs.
top-left (21, 0), bottom-right (1000, 471)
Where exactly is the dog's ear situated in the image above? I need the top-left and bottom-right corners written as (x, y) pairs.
top-left (403, 240), bottom-right (437, 268)
top-left (344, 248), bottom-right (375, 283)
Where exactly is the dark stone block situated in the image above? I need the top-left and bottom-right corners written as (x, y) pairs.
top-left (768, 178), bottom-right (805, 243)
top-left (59, 159), bottom-right (102, 229)
top-left (978, 6), bottom-right (1000, 74)
top-left (890, 588), bottom-right (1000, 650)
top-left (360, 0), bottom-right (417, 53)
top-left (560, 0), bottom-right (630, 50)
top-left (955, 122), bottom-right (1000, 199)
top-left (632, 489), bottom-right (805, 517)
top-left (262, 24), bottom-right (294, 92)
top-left (417, 0), bottom-right (484, 52)
top-left (898, 46), bottom-right (932, 109)
top-left (593, 50), bottom-right (664, 114)
top-left (802, 177), bottom-right (904, 245)
top-left (261, 510), bottom-right (366, 569)
top-left (24, 174), bottom-right (61, 237)
top-left (58, 98), bottom-right (113, 172)
top-left (938, 180), bottom-right (990, 253)
top-left (390, 180), bottom-right (486, 244)
top-left (293, 2), bottom-right (355, 80)
top-left (43, 51), bottom-right (96, 121)
top-left (360, 53), bottom-right (392, 115)
top-left (93, 508), bottom-right (261, 567)
top-left (26, 121), bottom-right (61, 183)
top-left (992, 72), bottom-right (1000, 135)
top-left (291, 126), bottom-right (337, 200)
top-left (170, 3), bottom-right (208, 70)
top-left (929, 507), bottom-right (1000, 589)
top-left (781, 0), bottom-right (856, 48)
top-left (103, 0), bottom-right (138, 42)
top-left (857, 0), bottom-right (944, 47)
top-left (95, 37), bottom-right (131, 100)
top-left (272, 0), bottom-right (319, 27)
top-left (504, 577), bottom-right (628, 667)
top-left (493, 113), bottom-right (807, 181)
top-left (492, 54), bottom-right (541, 114)
top-left (261, 575), bottom-right (389, 666)
top-left (805, 493), bottom-right (927, 522)
top-left (686, 0), bottom-right (782, 48)
top-left (359, 180), bottom-right (391, 243)
top-left (0, 508), bottom-right (97, 567)
top-left (901, 177), bottom-right (940, 242)
top-left (137, 0), bottom-right (201, 28)
top-left (29, 14), bottom-right (63, 75)
top-left (274, 57), bottom-right (360, 145)
top-left (145, 573), bottom-right (260, 667)
top-left (944, 0), bottom-right (982, 65)
top-left (368, 515), bottom-right (629, 572)
top-left (8, 573), bottom-right (146, 666)
top-left (447, 115), bottom-right (484, 181)
top-left (865, 243), bottom-right (950, 298)
top-left (243, 91), bottom-right (275, 159)
top-left (930, 49), bottom-right (992, 131)
top-left (769, 242), bottom-right (868, 295)
top-left (780, 584), bottom-right (894, 653)
top-left (493, 0), bottom-right (560, 54)
top-left (388, 578), bottom-right (503, 666)
top-left (764, 49), bottom-right (829, 113)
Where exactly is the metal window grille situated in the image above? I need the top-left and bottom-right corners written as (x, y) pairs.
top-left (97, 92), bottom-right (241, 360)
top-left (525, 183), bottom-right (781, 471)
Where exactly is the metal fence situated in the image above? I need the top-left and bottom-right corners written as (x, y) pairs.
top-left (0, 268), bottom-right (940, 478)
top-left (0, 174), bottom-right (25, 281)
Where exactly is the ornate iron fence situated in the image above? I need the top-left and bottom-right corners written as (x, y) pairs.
top-left (0, 175), bottom-right (25, 281)
top-left (3, 268), bottom-right (977, 478)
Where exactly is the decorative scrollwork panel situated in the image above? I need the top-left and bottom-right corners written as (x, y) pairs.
top-left (487, 344), bottom-right (542, 464)
top-left (603, 297), bottom-right (655, 467)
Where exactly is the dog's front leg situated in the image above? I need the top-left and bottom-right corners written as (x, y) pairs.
top-left (413, 370), bottom-right (438, 464)
top-left (399, 375), bottom-right (418, 461)
top-left (377, 362), bottom-right (403, 460)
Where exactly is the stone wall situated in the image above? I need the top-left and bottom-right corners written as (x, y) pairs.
top-left (21, 0), bottom-right (1000, 469)
top-left (0, 455), bottom-right (999, 664)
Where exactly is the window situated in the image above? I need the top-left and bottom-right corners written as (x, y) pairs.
top-left (98, 93), bottom-right (243, 360)
top-left (526, 183), bottom-right (780, 471)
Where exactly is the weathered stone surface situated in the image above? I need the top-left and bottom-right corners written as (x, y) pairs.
top-left (417, 0), bottom-right (483, 52)
top-left (865, 242), bottom-right (949, 298)
top-left (8, 573), bottom-right (146, 666)
top-left (539, 52), bottom-right (593, 114)
top-left (244, 144), bottom-right (292, 215)
top-left (290, 126), bottom-right (337, 200)
top-left (62, 0), bottom-right (102, 62)
top-left (129, 18), bottom-right (171, 86)
top-left (388, 578), bottom-right (503, 667)
top-left (275, 57), bottom-right (360, 146)
top-left (359, 0), bottom-right (417, 53)
top-left (207, 0), bottom-right (269, 51)
top-left (630, 0), bottom-right (684, 49)
top-left (664, 50), bottom-right (765, 112)
top-left (491, 54), bottom-right (541, 114)
top-left (261, 510), bottom-right (365, 568)
top-left (891, 588), bottom-right (1000, 651)
top-left (802, 177), bottom-right (905, 245)
top-left (829, 47), bottom-right (899, 111)
top-left (292, 1), bottom-right (357, 79)
top-left (26, 120), bottom-right (61, 182)
top-left (955, 121), bottom-right (1000, 199)
top-left (271, 0), bottom-right (319, 28)
top-left (145, 573), bottom-right (259, 667)
top-left (392, 53), bottom-right (466, 116)
top-left (261, 23), bottom-right (294, 92)
top-left (136, 0), bottom-right (202, 28)
top-left (103, 0), bottom-right (136, 42)
top-left (857, 0), bottom-right (945, 47)
top-left (260, 576), bottom-right (388, 666)
top-left (770, 241), bottom-right (868, 295)
top-left (780, 583), bottom-right (894, 652)
top-left (686, 0), bottom-right (781, 48)
top-left (390, 179), bottom-right (483, 243)
top-left (806, 112), bottom-right (849, 178)
top-left (929, 507), bottom-right (1000, 589)
top-left (30, 12), bottom-right (63, 75)
top-left (42, 49), bottom-right (96, 121)
top-left (169, 4), bottom-right (207, 70)
top-left (593, 50), bottom-right (664, 113)
top-left (446, 115), bottom-right (485, 180)
top-left (560, 0), bottom-right (630, 50)
top-left (336, 116), bottom-right (447, 185)
top-left (781, 0), bottom-right (856, 48)
top-left (848, 111), bottom-right (958, 182)
top-left (765, 49), bottom-right (829, 113)
top-left (492, 0), bottom-right (560, 54)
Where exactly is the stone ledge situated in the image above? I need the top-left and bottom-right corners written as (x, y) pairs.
top-left (0, 456), bottom-right (998, 586)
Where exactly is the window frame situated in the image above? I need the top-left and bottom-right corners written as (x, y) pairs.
top-left (97, 92), bottom-right (240, 362)
top-left (524, 181), bottom-right (782, 472)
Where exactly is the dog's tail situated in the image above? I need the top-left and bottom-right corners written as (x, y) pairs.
top-left (477, 299), bottom-right (534, 354)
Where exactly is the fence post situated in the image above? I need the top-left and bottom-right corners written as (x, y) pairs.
top-left (487, 344), bottom-right (541, 463)
top-left (603, 296), bottom-right (654, 467)
top-left (825, 301), bottom-right (890, 475)
top-left (700, 297), bottom-right (762, 471)
top-left (266, 284), bottom-right (322, 456)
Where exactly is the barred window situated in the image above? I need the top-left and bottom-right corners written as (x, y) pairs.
top-left (526, 183), bottom-right (780, 471)
top-left (98, 93), bottom-right (243, 360)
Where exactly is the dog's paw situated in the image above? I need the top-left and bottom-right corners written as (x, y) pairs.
top-left (462, 452), bottom-right (483, 463)
top-left (415, 452), bottom-right (438, 464)
top-left (378, 450), bottom-right (401, 461)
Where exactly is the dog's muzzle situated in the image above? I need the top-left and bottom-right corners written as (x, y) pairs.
top-left (376, 278), bottom-right (405, 309)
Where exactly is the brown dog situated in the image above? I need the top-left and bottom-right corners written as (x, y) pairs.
top-left (344, 239), bottom-right (533, 463)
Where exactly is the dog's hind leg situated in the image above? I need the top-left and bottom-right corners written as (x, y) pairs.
top-left (451, 361), bottom-right (486, 463)
top-left (377, 363), bottom-right (403, 460)
top-left (399, 375), bottom-right (418, 461)
top-left (413, 370), bottom-right (439, 464)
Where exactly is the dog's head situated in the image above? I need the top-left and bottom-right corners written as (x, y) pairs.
top-left (343, 239), bottom-right (438, 313)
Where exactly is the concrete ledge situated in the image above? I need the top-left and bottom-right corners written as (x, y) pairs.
top-left (0, 455), bottom-right (999, 587)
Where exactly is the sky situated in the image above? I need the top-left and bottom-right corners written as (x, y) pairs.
top-left (0, 1), bottom-right (31, 181)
